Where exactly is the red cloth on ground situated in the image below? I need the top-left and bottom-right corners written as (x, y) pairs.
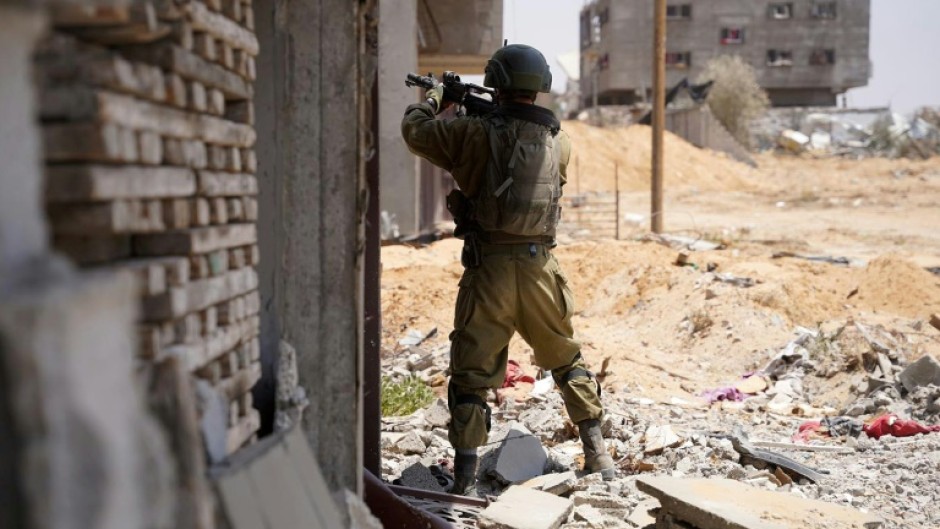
top-left (863, 414), bottom-right (940, 439)
top-left (792, 420), bottom-right (824, 443)
top-left (501, 360), bottom-right (535, 388)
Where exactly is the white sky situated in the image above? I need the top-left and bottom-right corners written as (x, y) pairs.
top-left (500, 0), bottom-right (940, 115)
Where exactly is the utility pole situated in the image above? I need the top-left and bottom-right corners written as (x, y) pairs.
top-left (651, 0), bottom-right (666, 233)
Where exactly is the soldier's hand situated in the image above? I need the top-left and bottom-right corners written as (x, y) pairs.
top-left (425, 84), bottom-right (451, 115)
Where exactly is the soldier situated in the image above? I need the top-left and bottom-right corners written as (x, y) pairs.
top-left (401, 44), bottom-right (615, 494)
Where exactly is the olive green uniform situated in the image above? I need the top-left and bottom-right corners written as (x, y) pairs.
top-left (401, 102), bottom-right (604, 450)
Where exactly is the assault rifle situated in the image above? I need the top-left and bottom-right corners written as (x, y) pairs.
top-left (405, 71), bottom-right (497, 117)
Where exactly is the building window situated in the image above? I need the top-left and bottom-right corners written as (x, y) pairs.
top-left (580, 11), bottom-right (591, 49)
top-left (812, 2), bottom-right (837, 19)
top-left (768, 3), bottom-right (793, 19)
top-left (810, 49), bottom-right (836, 65)
top-left (598, 7), bottom-right (610, 25)
top-left (666, 52), bottom-right (692, 69)
top-left (767, 49), bottom-right (793, 66)
top-left (598, 53), bottom-right (611, 71)
top-left (666, 4), bottom-right (692, 20)
top-left (720, 28), bottom-right (745, 45)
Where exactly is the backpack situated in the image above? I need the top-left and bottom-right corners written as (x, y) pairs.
top-left (473, 115), bottom-right (562, 237)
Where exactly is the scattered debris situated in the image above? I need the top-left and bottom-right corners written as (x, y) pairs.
top-left (772, 251), bottom-right (851, 266)
top-left (731, 430), bottom-right (827, 482)
top-left (399, 327), bottom-right (438, 346)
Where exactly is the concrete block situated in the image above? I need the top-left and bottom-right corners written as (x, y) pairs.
top-left (899, 355), bottom-right (940, 393)
top-left (494, 426), bottom-right (548, 483)
top-left (521, 471), bottom-right (577, 496)
top-left (399, 462), bottom-right (444, 492)
top-left (636, 476), bottom-right (884, 529)
top-left (478, 486), bottom-right (573, 529)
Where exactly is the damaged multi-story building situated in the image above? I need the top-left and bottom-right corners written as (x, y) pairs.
top-left (580, 0), bottom-right (872, 108)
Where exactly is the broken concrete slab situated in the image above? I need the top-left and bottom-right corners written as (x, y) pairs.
top-left (899, 355), bottom-right (940, 393)
top-left (571, 490), bottom-right (631, 510)
top-left (494, 427), bottom-right (548, 483)
top-left (644, 424), bottom-right (682, 455)
top-left (521, 471), bottom-right (577, 496)
top-left (478, 486), bottom-right (574, 529)
top-left (637, 476), bottom-right (884, 529)
top-left (399, 462), bottom-right (444, 492)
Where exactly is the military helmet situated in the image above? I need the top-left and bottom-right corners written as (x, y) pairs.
top-left (484, 44), bottom-right (552, 93)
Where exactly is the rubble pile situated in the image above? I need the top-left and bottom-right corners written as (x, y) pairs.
top-left (36, 0), bottom-right (262, 455)
top-left (751, 106), bottom-right (940, 159)
top-left (382, 322), bottom-right (940, 528)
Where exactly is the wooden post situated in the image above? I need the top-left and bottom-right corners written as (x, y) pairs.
top-left (651, 0), bottom-right (666, 233)
top-left (614, 163), bottom-right (620, 240)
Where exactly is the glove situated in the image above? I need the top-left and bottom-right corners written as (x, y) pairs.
top-left (425, 84), bottom-right (445, 114)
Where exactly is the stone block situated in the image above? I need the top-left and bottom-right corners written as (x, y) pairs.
top-left (391, 431), bottom-right (426, 455)
top-left (494, 427), bottom-right (548, 484)
top-left (573, 504), bottom-right (606, 528)
top-left (478, 486), bottom-right (573, 529)
top-left (399, 462), bottom-right (444, 492)
top-left (636, 476), bottom-right (884, 529)
top-left (899, 355), bottom-right (940, 393)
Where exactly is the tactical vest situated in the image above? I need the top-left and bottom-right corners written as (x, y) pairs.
top-left (471, 114), bottom-right (562, 241)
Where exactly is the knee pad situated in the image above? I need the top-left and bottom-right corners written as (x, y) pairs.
top-left (553, 367), bottom-right (601, 398)
top-left (448, 382), bottom-right (492, 432)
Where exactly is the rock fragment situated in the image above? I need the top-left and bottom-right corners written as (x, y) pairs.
top-left (644, 424), bottom-right (682, 455)
top-left (399, 462), bottom-right (444, 492)
top-left (899, 355), bottom-right (940, 393)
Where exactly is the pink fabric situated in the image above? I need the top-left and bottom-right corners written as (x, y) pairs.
top-left (701, 387), bottom-right (747, 404)
top-left (501, 360), bottom-right (535, 388)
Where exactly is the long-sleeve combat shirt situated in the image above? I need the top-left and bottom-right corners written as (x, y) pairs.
top-left (400, 101), bottom-right (571, 200)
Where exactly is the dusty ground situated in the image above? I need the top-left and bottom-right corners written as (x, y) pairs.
top-left (380, 125), bottom-right (940, 528)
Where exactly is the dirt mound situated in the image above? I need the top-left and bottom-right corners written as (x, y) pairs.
top-left (562, 121), bottom-right (757, 193)
top-left (852, 255), bottom-right (940, 317)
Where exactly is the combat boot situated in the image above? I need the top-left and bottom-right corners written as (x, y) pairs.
top-left (578, 419), bottom-right (615, 480)
top-left (450, 450), bottom-right (478, 495)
